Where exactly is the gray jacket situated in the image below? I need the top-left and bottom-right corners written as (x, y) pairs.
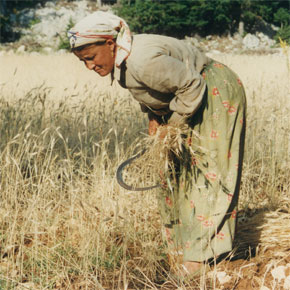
top-left (112, 34), bottom-right (211, 124)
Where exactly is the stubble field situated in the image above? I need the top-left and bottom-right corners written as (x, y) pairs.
top-left (0, 51), bottom-right (289, 290)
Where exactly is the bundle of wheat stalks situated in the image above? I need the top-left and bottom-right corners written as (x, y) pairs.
top-left (120, 125), bottom-right (193, 190)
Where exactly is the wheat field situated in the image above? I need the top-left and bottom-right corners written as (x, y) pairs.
top-left (0, 51), bottom-right (289, 289)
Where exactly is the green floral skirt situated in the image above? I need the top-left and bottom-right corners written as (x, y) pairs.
top-left (159, 60), bottom-right (246, 262)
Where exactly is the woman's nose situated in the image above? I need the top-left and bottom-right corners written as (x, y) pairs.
top-left (86, 61), bottom-right (95, 70)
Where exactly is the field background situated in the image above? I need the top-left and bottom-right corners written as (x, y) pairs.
top-left (0, 52), bottom-right (289, 289)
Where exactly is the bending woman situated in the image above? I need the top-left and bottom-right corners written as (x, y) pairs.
top-left (68, 11), bottom-right (246, 277)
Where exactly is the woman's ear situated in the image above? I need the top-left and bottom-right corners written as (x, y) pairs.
top-left (106, 39), bottom-right (116, 52)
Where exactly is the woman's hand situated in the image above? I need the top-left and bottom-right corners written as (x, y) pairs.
top-left (149, 120), bottom-right (171, 139)
top-left (148, 112), bottom-right (172, 138)
top-left (157, 125), bottom-right (170, 139)
top-left (148, 118), bottom-right (160, 136)
top-left (148, 112), bottom-right (162, 136)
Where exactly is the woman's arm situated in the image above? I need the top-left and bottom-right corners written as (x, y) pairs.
top-left (135, 53), bottom-right (206, 125)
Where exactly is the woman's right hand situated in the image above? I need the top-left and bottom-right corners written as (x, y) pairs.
top-left (148, 112), bottom-right (162, 136)
top-left (148, 118), bottom-right (160, 136)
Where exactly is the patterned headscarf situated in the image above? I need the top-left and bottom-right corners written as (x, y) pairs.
top-left (68, 11), bottom-right (131, 67)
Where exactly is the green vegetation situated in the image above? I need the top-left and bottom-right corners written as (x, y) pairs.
top-left (1, 0), bottom-right (289, 44)
top-left (115, 0), bottom-right (238, 37)
top-left (115, 0), bottom-right (290, 42)
top-left (0, 0), bottom-right (49, 42)
top-left (57, 18), bottom-right (75, 50)
top-left (29, 17), bottom-right (41, 27)
top-left (275, 25), bottom-right (290, 44)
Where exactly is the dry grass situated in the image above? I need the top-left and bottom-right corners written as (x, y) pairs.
top-left (0, 51), bottom-right (289, 289)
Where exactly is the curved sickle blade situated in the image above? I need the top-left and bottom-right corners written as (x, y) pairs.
top-left (116, 149), bottom-right (160, 191)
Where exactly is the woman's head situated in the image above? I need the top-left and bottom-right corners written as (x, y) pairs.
top-left (72, 39), bottom-right (116, 76)
top-left (68, 11), bottom-right (131, 76)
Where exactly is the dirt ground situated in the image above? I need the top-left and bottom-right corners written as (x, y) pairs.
top-left (215, 250), bottom-right (290, 290)
top-left (154, 249), bottom-right (290, 290)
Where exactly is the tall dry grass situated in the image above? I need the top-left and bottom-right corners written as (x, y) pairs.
top-left (0, 52), bottom-right (289, 289)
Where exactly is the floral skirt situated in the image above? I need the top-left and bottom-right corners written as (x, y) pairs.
top-left (158, 60), bottom-right (247, 262)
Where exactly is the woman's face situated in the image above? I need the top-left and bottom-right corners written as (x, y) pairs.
top-left (73, 40), bottom-right (116, 77)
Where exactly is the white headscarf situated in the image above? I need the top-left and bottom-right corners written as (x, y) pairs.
top-left (68, 11), bottom-right (131, 67)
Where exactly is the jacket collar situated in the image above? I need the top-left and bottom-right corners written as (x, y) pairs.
top-left (111, 61), bottom-right (121, 85)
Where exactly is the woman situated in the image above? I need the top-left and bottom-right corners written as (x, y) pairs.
top-left (68, 11), bottom-right (246, 277)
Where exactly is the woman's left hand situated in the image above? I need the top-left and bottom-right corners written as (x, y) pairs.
top-left (157, 125), bottom-right (171, 139)
top-left (149, 121), bottom-right (170, 139)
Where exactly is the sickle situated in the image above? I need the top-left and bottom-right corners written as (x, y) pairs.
top-left (116, 149), bottom-right (160, 191)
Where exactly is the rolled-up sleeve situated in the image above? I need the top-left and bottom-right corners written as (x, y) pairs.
top-left (136, 53), bottom-right (206, 124)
